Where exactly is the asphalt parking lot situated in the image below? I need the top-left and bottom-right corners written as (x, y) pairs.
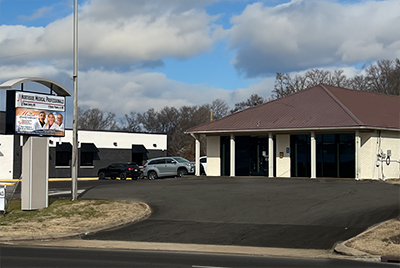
top-left (80, 177), bottom-right (400, 249)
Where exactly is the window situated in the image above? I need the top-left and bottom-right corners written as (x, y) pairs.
top-left (80, 152), bottom-right (94, 166)
top-left (80, 143), bottom-right (99, 167)
top-left (151, 159), bottom-right (165, 165)
top-left (56, 151), bottom-right (70, 166)
top-left (55, 142), bottom-right (72, 167)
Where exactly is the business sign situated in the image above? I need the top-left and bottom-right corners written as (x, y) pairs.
top-left (6, 91), bottom-right (66, 137)
top-left (16, 91), bottom-right (65, 111)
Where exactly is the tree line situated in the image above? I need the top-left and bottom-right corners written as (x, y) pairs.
top-left (273, 58), bottom-right (399, 98)
top-left (79, 58), bottom-right (399, 160)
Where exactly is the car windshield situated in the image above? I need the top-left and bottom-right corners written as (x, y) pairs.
top-left (172, 157), bottom-right (189, 163)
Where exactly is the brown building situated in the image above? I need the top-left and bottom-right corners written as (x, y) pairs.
top-left (187, 84), bottom-right (400, 180)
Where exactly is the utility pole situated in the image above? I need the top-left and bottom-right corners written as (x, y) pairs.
top-left (71, 0), bottom-right (79, 200)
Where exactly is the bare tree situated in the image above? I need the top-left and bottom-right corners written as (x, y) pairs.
top-left (230, 94), bottom-right (265, 114)
top-left (121, 111), bottom-right (142, 132)
top-left (273, 58), bottom-right (400, 99)
top-left (273, 69), bottom-right (353, 98)
top-left (208, 99), bottom-right (229, 120)
top-left (78, 108), bottom-right (118, 130)
top-left (363, 59), bottom-right (400, 95)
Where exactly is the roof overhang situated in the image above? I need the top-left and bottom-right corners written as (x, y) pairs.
top-left (0, 77), bottom-right (71, 96)
top-left (186, 126), bottom-right (400, 136)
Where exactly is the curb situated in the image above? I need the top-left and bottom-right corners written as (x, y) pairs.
top-left (0, 202), bottom-right (152, 242)
top-left (0, 178), bottom-right (99, 185)
top-left (334, 219), bottom-right (398, 261)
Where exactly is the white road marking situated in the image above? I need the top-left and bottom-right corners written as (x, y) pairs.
top-left (48, 189), bottom-right (85, 196)
top-left (193, 266), bottom-right (230, 268)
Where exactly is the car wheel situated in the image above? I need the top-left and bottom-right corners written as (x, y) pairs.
top-left (148, 171), bottom-right (157, 180)
top-left (177, 168), bottom-right (188, 177)
top-left (98, 172), bottom-right (105, 180)
top-left (120, 173), bottom-right (127, 180)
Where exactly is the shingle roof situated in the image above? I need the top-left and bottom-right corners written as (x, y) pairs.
top-left (186, 84), bottom-right (400, 134)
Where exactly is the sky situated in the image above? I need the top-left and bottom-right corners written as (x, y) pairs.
top-left (0, 0), bottom-right (399, 127)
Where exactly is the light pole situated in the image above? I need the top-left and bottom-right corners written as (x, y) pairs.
top-left (71, 0), bottom-right (79, 201)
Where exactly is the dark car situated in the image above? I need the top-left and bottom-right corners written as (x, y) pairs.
top-left (98, 163), bottom-right (140, 180)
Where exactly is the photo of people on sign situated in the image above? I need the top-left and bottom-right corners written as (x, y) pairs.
top-left (11, 91), bottom-right (66, 137)
top-left (15, 108), bottom-right (65, 136)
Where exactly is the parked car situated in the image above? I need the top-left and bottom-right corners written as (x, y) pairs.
top-left (98, 163), bottom-right (140, 180)
top-left (142, 157), bottom-right (195, 180)
top-left (200, 156), bottom-right (207, 175)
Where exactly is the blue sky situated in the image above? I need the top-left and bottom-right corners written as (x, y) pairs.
top-left (0, 0), bottom-right (399, 126)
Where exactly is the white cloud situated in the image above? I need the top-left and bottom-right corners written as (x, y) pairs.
top-left (77, 69), bottom-right (237, 115)
top-left (0, 0), bottom-right (220, 70)
top-left (1, 0), bottom-right (396, 124)
top-left (228, 0), bottom-right (400, 77)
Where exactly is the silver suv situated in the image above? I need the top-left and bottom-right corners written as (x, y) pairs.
top-left (142, 157), bottom-right (195, 180)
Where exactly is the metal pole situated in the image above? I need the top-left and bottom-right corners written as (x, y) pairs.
top-left (71, 0), bottom-right (79, 200)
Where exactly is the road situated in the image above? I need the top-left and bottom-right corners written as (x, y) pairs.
top-left (0, 245), bottom-right (394, 267)
top-left (75, 177), bottom-right (400, 250)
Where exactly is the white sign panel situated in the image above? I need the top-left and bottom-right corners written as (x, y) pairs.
top-left (15, 92), bottom-right (65, 112)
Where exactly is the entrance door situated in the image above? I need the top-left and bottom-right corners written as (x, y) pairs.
top-left (316, 133), bottom-right (355, 178)
top-left (291, 135), bottom-right (311, 177)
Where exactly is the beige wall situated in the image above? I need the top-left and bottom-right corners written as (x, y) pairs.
top-left (202, 130), bottom-right (399, 180)
top-left (207, 136), bottom-right (221, 176)
top-left (276, 134), bottom-right (291, 177)
top-left (361, 130), bottom-right (400, 180)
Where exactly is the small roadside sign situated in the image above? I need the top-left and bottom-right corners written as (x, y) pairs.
top-left (0, 186), bottom-right (5, 211)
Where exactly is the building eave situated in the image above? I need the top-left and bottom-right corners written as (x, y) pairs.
top-left (186, 126), bottom-right (400, 135)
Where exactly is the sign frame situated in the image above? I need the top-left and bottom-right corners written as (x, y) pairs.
top-left (6, 90), bottom-right (66, 137)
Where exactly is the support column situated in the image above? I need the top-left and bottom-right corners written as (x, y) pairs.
top-left (190, 133), bottom-right (201, 176)
top-left (355, 130), bottom-right (361, 180)
top-left (21, 136), bottom-right (49, 210)
top-left (195, 137), bottom-right (201, 176)
top-left (268, 133), bottom-right (274, 178)
top-left (230, 134), bottom-right (235, 177)
top-left (311, 131), bottom-right (316, 179)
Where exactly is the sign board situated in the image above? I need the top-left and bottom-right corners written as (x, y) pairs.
top-left (6, 90), bottom-right (65, 137)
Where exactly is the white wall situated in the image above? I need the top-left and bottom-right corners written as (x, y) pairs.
top-left (49, 130), bottom-right (167, 150)
top-left (0, 135), bottom-right (14, 180)
top-left (276, 134), bottom-right (291, 178)
top-left (361, 130), bottom-right (400, 180)
top-left (207, 136), bottom-right (220, 176)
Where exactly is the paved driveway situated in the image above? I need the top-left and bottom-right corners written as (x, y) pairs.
top-left (81, 177), bottom-right (400, 249)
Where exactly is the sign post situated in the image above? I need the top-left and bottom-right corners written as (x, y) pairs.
top-left (21, 136), bottom-right (49, 210)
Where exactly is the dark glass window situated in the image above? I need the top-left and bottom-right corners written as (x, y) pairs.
top-left (220, 136), bottom-right (230, 176)
top-left (80, 152), bottom-right (94, 166)
top-left (339, 133), bottom-right (355, 178)
top-left (56, 151), bottom-right (70, 166)
top-left (291, 134), bottom-right (311, 177)
top-left (316, 133), bottom-right (355, 178)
